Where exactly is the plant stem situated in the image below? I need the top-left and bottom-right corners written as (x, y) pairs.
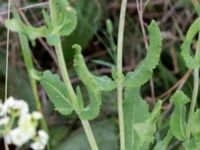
top-left (49, 1), bottom-right (99, 149)
top-left (117, 0), bottom-right (127, 150)
top-left (54, 39), bottom-right (99, 150)
top-left (81, 120), bottom-right (99, 150)
top-left (186, 68), bottom-right (199, 139)
top-left (18, 34), bottom-right (50, 150)
top-left (186, 32), bottom-right (200, 140)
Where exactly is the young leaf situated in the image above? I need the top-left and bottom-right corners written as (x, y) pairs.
top-left (51, 0), bottom-right (77, 37)
top-left (5, 19), bottom-right (47, 41)
top-left (124, 88), bottom-right (150, 149)
top-left (73, 44), bottom-right (116, 120)
top-left (31, 70), bottom-right (73, 115)
top-left (191, 109), bottom-right (200, 139)
top-left (181, 17), bottom-right (200, 69)
top-left (124, 20), bottom-right (162, 88)
top-left (169, 91), bottom-right (190, 141)
top-left (134, 100), bottom-right (162, 150)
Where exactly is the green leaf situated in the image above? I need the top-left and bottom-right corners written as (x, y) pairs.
top-left (134, 101), bottom-right (162, 150)
top-left (32, 70), bottom-right (73, 115)
top-left (51, 0), bottom-right (77, 37)
top-left (191, 109), bottom-right (200, 139)
top-left (5, 19), bottom-right (47, 41)
top-left (73, 44), bottom-right (116, 120)
top-left (181, 17), bottom-right (200, 69)
top-left (124, 20), bottom-right (162, 88)
top-left (124, 88), bottom-right (150, 149)
top-left (183, 139), bottom-right (200, 150)
top-left (170, 91), bottom-right (190, 141)
top-left (62, 0), bottom-right (103, 62)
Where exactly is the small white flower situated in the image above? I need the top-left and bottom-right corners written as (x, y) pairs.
top-left (15, 100), bottom-right (29, 115)
top-left (18, 114), bottom-right (36, 139)
top-left (3, 97), bottom-right (29, 115)
top-left (38, 130), bottom-right (49, 145)
top-left (31, 141), bottom-right (45, 150)
top-left (3, 97), bottom-right (16, 114)
top-left (31, 130), bottom-right (48, 150)
top-left (0, 117), bottom-right (9, 125)
top-left (9, 128), bottom-right (29, 146)
top-left (32, 112), bottom-right (42, 120)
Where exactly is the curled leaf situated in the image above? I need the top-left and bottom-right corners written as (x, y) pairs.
top-left (181, 17), bottom-right (200, 68)
top-left (73, 44), bottom-right (116, 120)
top-left (124, 20), bottom-right (162, 88)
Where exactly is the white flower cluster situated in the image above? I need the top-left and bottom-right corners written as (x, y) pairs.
top-left (0, 97), bottom-right (49, 150)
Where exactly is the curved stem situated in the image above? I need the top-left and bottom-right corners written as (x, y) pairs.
top-left (117, 0), bottom-right (127, 150)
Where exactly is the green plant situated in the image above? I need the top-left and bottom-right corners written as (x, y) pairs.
top-left (5, 0), bottom-right (163, 149)
top-left (5, 0), bottom-right (200, 150)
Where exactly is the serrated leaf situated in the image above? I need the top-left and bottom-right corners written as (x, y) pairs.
top-left (124, 88), bottom-right (150, 149)
top-left (73, 44), bottom-right (116, 120)
top-left (181, 17), bottom-right (200, 69)
top-left (170, 91), bottom-right (190, 141)
top-left (5, 19), bottom-right (47, 41)
top-left (134, 101), bottom-right (162, 150)
top-left (191, 109), bottom-right (200, 139)
top-left (124, 20), bottom-right (162, 88)
top-left (32, 70), bottom-right (73, 115)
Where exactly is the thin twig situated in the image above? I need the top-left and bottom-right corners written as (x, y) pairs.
top-left (3, 0), bottom-right (11, 148)
top-left (156, 69), bottom-right (192, 100)
top-left (0, 2), bottom-right (49, 16)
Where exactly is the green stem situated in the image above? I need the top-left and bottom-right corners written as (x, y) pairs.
top-left (186, 32), bottom-right (200, 139)
top-left (12, 7), bottom-right (49, 137)
top-left (81, 120), bottom-right (99, 150)
top-left (117, 0), bottom-right (127, 150)
top-left (49, 1), bottom-right (98, 149)
top-left (55, 38), bottom-right (99, 150)
top-left (186, 68), bottom-right (199, 139)
top-left (18, 34), bottom-right (50, 150)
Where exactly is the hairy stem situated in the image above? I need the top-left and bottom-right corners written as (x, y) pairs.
top-left (117, 0), bottom-right (127, 150)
